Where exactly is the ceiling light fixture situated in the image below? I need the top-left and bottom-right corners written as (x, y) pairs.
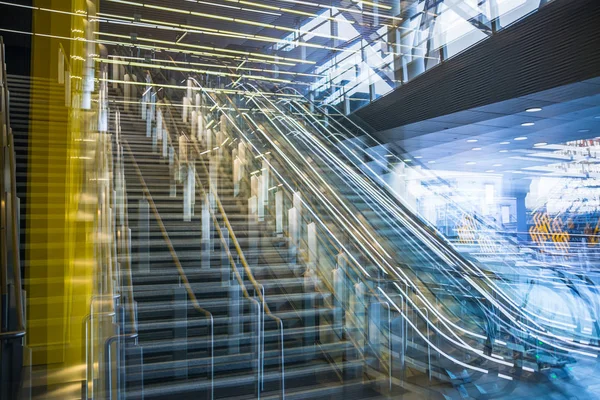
top-left (521, 122), bottom-right (535, 127)
top-left (499, 150), bottom-right (509, 153)
top-left (414, 156), bottom-right (423, 159)
top-left (526, 107), bottom-right (542, 112)
top-left (428, 160), bottom-right (436, 164)
top-left (493, 164), bottom-right (503, 167)
top-left (514, 137), bottom-right (528, 141)
top-left (471, 147), bottom-right (482, 151)
top-left (534, 142), bottom-right (548, 147)
top-left (500, 141), bottom-right (510, 145)
top-left (466, 139), bottom-right (478, 143)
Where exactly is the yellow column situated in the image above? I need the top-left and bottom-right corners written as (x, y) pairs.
top-left (26, 0), bottom-right (97, 388)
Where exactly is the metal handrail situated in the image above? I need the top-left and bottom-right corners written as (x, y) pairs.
top-left (198, 82), bottom-right (507, 374)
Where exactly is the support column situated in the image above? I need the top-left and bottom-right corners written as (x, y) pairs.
top-left (516, 192), bottom-right (528, 243)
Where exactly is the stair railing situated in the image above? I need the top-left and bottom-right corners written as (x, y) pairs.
top-left (111, 56), bottom-right (273, 397)
top-left (121, 55), bottom-right (287, 396)
top-left (157, 88), bottom-right (282, 399)
top-left (0, 37), bottom-right (25, 341)
top-left (0, 36), bottom-right (26, 400)
top-left (104, 106), bottom-right (142, 400)
top-left (122, 136), bottom-right (216, 399)
top-left (82, 65), bottom-right (141, 400)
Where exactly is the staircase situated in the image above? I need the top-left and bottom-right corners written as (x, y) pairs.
top-left (109, 79), bottom-right (385, 399)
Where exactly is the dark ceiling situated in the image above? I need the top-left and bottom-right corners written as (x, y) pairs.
top-left (98, 0), bottom-right (404, 83)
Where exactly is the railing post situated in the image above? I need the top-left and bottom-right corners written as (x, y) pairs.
top-left (261, 159), bottom-right (269, 211)
top-left (391, 302), bottom-right (406, 385)
top-left (137, 198), bottom-right (149, 274)
top-left (307, 222), bottom-right (317, 265)
top-left (333, 254), bottom-right (346, 339)
top-left (169, 146), bottom-right (176, 197)
top-left (248, 196), bottom-right (259, 267)
top-left (226, 231), bottom-right (240, 355)
top-left (221, 228), bottom-right (230, 286)
top-left (173, 286), bottom-right (189, 380)
top-left (150, 92), bottom-right (156, 123)
top-left (182, 97), bottom-right (190, 123)
top-left (183, 163), bottom-right (195, 222)
top-left (191, 110), bottom-right (198, 139)
top-left (251, 299), bottom-right (261, 399)
top-left (202, 194), bottom-right (211, 270)
top-left (275, 190), bottom-right (283, 235)
top-left (367, 302), bottom-right (382, 369)
top-left (197, 112), bottom-right (204, 143)
top-left (303, 267), bottom-right (317, 358)
top-left (123, 74), bottom-right (131, 113)
top-left (287, 207), bottom-right (298, 264)
top-left (233, 157), bottom-right (242, 197)
top-left (145, 108), bottom-right (152, 138)
top-left (353, 282), bottom-right (366, 350)
top-left (257, 175), bottom-right (265, 222)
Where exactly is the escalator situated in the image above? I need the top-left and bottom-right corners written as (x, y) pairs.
top-left (95, 50), bottom-right (600, 399)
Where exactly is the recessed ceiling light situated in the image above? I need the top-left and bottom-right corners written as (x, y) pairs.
top-left (514, 136), bottom-right (528, 141)
top-left (466, 139), bottom-right (478, 143)
top-left (521, 122), bottom-right (535, 127)
top-left (384, 154), bottom-right (394, 157)
top-left (493, 164), bottom-right (503, 167)
top-left (466, 161), bottom-right (476, 165)
top-left (414, 156), bottom-right (423, 159)
top-left (526, 107), bottom-right (542, 112)
top-left (403, 159), bottom-right (411, 162)
top-left (485, 170), bottom-right (495, 173)
top-left (500, 141), bottom-right (510, 145)
top-left (472, 147), bottom-right (482, 151)
top-left (534, 142), bottom-right (548, 147)
top-left (499, 150), bottom-right (509, 153)
top-left (428, 160), bottom-right (436, 164)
